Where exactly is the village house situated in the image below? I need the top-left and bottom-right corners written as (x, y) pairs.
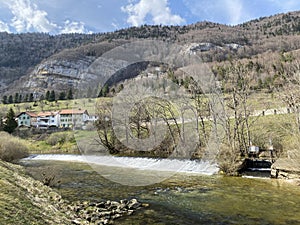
top-left (16, 109), bottom-right (95, 130)
top-left (16, 112), bottom-right (37, 127)
top-left (59, 109), bottom-right (89, 129)
top-left (36, 111), bottom-right (60, 129)
top-left (87, 114), bottom-right (99, 123)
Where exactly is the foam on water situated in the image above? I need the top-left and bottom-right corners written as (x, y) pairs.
top-left (24, 154), bottom-right (219, 175)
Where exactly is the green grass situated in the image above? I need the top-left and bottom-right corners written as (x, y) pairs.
top-left (0, 160), bottom-right (71, 224)
top-left (249, 113), bottom-right (299, 153)
top-left (27, 131), bottom-right (79, 154)
top-left (0, 97), bottom-right (101, 115)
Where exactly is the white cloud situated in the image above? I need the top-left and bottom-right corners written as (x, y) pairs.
top-left (0, 0), bottom-right (91, 34)
top-left (5, 0), bottom-right (57, 33)
top-left (224, 0), bottom-right (244, 25)
top-left (122, 0), bottom-right (185, 27)
top-left (0, 20), bottom-right (10, 32)
top-left (60, 20), bottom-right (87, 34)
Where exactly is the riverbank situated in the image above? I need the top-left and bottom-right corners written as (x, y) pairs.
top-left (0, 159), bottom-right (145, 224)
top-left (0, 159), bottom-right (70, 224)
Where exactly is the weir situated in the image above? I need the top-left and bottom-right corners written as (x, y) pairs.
top-left (241, 158), bottom-right (272, 178)
top-left (24, 154), bottom-right (219, 175)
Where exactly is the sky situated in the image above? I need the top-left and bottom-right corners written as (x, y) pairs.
top-left (0, 0), bottom-right (299, 34)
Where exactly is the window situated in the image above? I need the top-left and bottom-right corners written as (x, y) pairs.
top-left (27, 116), bottom-right (30, 120)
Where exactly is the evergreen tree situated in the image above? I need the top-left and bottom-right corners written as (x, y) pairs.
top-left (18, 94), bottom-right (23, 103)
top-left (14, 93), bottom-right (19, 103)
top-left (59, 91), bottom-right (66, 100)
top-left (98, 89), bottom-right (103, 97)
top-left (49, 90), bottom-right (56, 102)
top-left (29, 93), bottom-right (34, 102)
top-left (3, 108), bottom-right (17, 134)
top-left (98, 84), bottom-right (109, 97)
top-left (24, 94), bottom-right (29, 102)
top-left (8, 95), bottom-right (13, 104)
top-left (45, 90), bottom-right (50, 101)
top-left (67, 88), bottom-right (73, 100)
top-left (2, 95), bottom-right (8, 104)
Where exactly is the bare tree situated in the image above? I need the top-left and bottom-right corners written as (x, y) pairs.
top-left (221, 61), bottom-right (255, 156)
top-left (278, 59), bottom-right (300, 132)
top-left (94, 100), bottom-right (119, 154)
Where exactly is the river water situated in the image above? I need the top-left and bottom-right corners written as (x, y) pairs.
top-left (20, 154), bottom-right (300, 225)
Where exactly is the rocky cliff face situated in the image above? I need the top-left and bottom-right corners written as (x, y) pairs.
top-left (9, 41), bottom-right (127, 97)
top-left (22, 57), bottom-right (95, 93)
top-left (3, 11), bottom-right (300, 97)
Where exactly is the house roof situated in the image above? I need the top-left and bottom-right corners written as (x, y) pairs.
top-left (37, 111), bottom-right (59, 117)
top-left (16, 111), bottom-right (38, 118)
top-left (60, 109), bottom-right (88, 115)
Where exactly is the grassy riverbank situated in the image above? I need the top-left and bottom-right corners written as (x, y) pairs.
top-left (0, 159), bottom-right (147, 225)
top-left (0, 160), bottom-right (72, 224)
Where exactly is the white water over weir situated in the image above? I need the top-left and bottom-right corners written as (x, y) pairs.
top-left (24, 154), bottom-right (219, 186)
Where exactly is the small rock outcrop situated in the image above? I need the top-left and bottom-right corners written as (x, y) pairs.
top-left (69, 198), bottom-right (147, 225)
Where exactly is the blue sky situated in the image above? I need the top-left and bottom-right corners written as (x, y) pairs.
top-left (0, 0), bottom-right (299, 34)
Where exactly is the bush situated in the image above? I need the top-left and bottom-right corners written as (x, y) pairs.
top-left (46, 132), bottom-right (75, 146)
top-left (0, 132), bottom-right (29, 162)
top-left (217, 144), bottom-right (243, 175)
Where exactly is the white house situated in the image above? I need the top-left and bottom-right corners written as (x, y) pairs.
top-left (59, 109), bottom-right (89, 129)
top-left (36, 111), bottom-right (60, 129)
top-left (88, 114), bottom-right (99, 122)
top-left (17, 112), bottom-right (37, 127)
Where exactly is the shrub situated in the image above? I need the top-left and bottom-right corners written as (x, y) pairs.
top-left (217, 144), bottom-right (243, 175)
top-left (46, 132), bottom-right (75, 146)
top-left (0, 132), bottom-right (29, 162)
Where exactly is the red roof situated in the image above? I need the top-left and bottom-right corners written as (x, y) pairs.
top-left (37, 111), bottom-right (59, 117)
top-left (17, 112), bottom-right (38, 118)
top-left (60, 109), bottom-right (88, 115)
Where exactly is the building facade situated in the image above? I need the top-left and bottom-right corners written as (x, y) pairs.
top-left (17, 109), bottom-right (92, 130)
top-left (36, 111), bottom-right (60, 129)
top-left (59, 109), bottom-right (89, 129)
top-left (17, 112), bottom-right (37, 127)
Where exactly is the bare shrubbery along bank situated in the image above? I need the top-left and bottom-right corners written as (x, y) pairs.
top-left (0, 132), bottom-right (29, 162)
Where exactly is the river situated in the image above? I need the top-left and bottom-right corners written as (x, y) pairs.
top-left (20, 154), bottom-right (300, 225)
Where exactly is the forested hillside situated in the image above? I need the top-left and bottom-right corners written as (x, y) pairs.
top-left (0, 10), bottom-right (300, 96)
